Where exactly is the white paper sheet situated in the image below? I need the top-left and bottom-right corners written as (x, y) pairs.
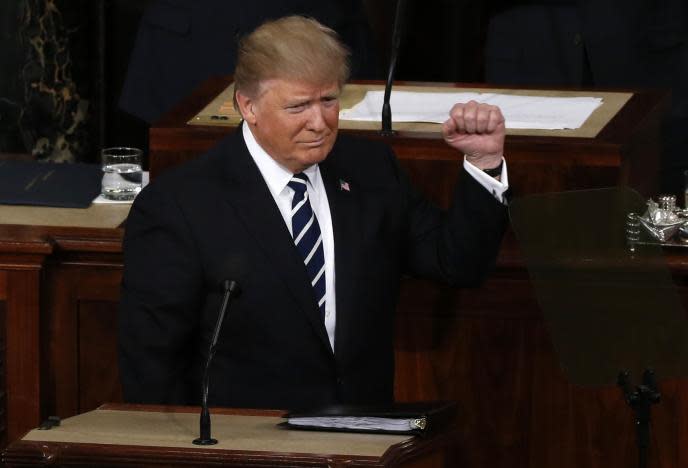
top-left (339, 91), bottom-right (603, 130)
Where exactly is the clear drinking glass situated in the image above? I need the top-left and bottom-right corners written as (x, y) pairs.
top-left (101, 147), bottom-right (143, 201)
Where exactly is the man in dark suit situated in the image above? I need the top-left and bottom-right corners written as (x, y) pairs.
top-left (484, 0), bottom-right (688, 196)
top-left (119, 16), bottom-right (510, 409)
top-left (119, 0), bottom-right (379, 124)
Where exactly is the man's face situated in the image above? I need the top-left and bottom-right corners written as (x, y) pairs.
top-left (237, 78), bottom-right (340, 173)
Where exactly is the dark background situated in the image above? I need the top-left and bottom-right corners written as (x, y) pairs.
top-left (0, 0), bottom-right (496, 164)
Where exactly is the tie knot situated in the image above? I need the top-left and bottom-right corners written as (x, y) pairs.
top-left (288, 173), bottom-right (309, 195)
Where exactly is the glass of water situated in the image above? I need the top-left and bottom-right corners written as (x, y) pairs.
top-left (101, 147), bottom-right (143, 201)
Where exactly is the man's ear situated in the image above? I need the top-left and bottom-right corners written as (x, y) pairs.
top-left (235, 90), bottom-right (257, 125)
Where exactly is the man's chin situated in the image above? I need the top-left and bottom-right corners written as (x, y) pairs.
top-left (302, 145), bottom-right (333, 162)
top-left (300, 151), bottom-right (329, 167)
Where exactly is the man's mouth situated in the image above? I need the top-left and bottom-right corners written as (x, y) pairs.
top-left (300, 136), bottom-right (327, 147)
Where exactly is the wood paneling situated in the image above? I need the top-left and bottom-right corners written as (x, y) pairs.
top-left (0, 225), bottom-right (121, 443)
top-left (0, 298), bottom-right (7, 449)
top-left (0, 225), bottom-right (52, 441)
top-left (43, 262), bottom-right (123, 419)
top-left (0, 271), bottom-right (6, 299)
top-left (5, 269), bottom-right (42, 443)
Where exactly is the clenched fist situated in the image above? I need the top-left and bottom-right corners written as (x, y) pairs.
top-left (441, 100), bottom-right (505, 170)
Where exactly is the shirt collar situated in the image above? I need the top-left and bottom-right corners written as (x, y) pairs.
top-left (242, 123), bottom-right (320, 196)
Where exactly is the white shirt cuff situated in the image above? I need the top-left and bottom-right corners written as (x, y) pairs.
top-left (462, 157), bottom-right (509, 204)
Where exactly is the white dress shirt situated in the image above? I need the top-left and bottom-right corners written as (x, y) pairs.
top-left (243, 123), bottom-right (337, 351)
top-left (464, 157), bottom-right (509, 203)
top-left (242, 123), bottom-right (510, 351)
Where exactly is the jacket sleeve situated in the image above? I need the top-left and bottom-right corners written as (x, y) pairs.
top-left (118, 183), bottom-right (203, 404)
top-left (395, 150), bottom-right (509, 287)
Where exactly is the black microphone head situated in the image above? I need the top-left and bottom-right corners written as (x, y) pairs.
top-left (222, 279), bottom-right (241, 297)
top-left (211, 254), bottom-right (247, 293)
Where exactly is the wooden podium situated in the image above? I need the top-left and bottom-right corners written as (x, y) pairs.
top-left (2, 404), bottom-right (456, 467)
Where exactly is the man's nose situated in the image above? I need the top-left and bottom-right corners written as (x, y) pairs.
top-left (306, 104), bottom-right (327, 131)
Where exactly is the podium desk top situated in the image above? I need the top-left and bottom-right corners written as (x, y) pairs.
top-left (0, 203), bottom-right (130, 229)
top-left (4, 405), bottom-right (454, 467)
top-left (21, 408), bottom-right (409, 456)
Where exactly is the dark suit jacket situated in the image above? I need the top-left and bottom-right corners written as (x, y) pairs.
top-left (119, 0), bottom-right (380, 123)
top-left (118, 129), bottom-right (508, 410)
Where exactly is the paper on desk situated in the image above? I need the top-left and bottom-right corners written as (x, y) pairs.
top-left (339, 91), bottom-right (603, 130)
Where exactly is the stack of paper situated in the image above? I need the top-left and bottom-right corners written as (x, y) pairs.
top-left (339, 91), bottom-right (603, 130)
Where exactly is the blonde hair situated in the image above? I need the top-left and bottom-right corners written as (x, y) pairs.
top-left (233, 15), bottom-right (350, 108)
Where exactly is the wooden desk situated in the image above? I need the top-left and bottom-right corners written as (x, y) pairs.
top-left (150, 77), bottom-right (667, 200)
top-left (0, 205), bottom-right (127, 445)
top-left (2, 404), bottom-right (455, 467)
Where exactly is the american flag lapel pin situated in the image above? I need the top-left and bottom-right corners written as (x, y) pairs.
top-left (339, 179), bottom-right (350, 192)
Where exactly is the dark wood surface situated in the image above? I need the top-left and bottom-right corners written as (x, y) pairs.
top-left (0, 225), bottom-right (123, 443)
top-left (1, 404), bottom-right (453, 468)
top-left (150, 76), bottom-right (667, 199)
top-left (0, 227), bottom-right (51, 447)
top-left (0, 272), bottom-right (7, 450)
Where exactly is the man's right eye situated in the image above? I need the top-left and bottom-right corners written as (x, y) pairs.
top-left (286, 103), bottom-right (308, 113)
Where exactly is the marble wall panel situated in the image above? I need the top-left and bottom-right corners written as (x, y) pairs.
top-left (0, 0), bottom-right (93, 162)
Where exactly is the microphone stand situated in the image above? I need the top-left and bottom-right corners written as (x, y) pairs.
top-left (193, 279), bottom-right (241, 445)
top-left (381, 0), bottom-right (408, 137)
top-left (617, 369), bottom-right (661, 468)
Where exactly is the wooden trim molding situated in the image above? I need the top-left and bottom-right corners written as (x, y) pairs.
top-left (5, 269), bottom-right (43, 442)
top-left (0, 271), bottom-right (6, 300)
top-left (0, 230), bottom-right (53, 443)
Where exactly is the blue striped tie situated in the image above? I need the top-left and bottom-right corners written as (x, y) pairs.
top-left (288, 174), bottom-right (326, 320)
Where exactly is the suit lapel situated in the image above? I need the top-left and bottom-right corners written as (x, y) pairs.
top-left (218, 131), bottom-right (333, 354)
top-left (320, 153), bottom-right (362, 363)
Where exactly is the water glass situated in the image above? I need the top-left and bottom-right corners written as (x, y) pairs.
top-left (101, 147), bottom-right (143, 201)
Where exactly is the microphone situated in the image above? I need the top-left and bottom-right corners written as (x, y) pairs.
top-left (193, 279), bottom-right (241, 445)
top-left (381, 0), bottom-right (408, 136)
